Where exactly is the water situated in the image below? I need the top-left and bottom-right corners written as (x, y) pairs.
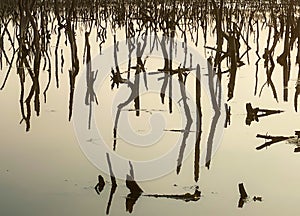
top-left (1, 0), bottom-right (300, 215)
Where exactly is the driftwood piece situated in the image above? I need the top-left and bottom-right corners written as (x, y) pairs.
top-left (246, 103), bottom-right (283, 125)
top-left (256, 134), bottom-right (292, 150)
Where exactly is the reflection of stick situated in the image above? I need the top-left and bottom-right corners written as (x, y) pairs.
top-left (94, 175), bottom-right (105, 195)
top-left (238, 183), bottom-right (248, 199)
top-left (106, 153), bottom-right (117, 215)
top-left (254, 21), bottom-right (260, 96)
top-left (127, 37), bottom-right (135, 79)
top-left (0, 18), bottom-right (17, 90)
top-left (164, 129), bottom-right (195, 133)
top-left (106, 182), bottom-right (117, 215)
top-left (238, 183), bottom-right (248, 208)
top-left (159, 35), bottom-right (169, 104)
top-left (113, 78), bottom-right (137, 150)
top-left (224, 103), bottom-right (231, 128)
top-left (129, 161), bottom-right (134, 178)
top-left (84, 32), bottom-right (99, 130)
top-left (256, 134), bottom-right (291, 150)
top-left (134, 57), bottom-right (141, 117)
top-left (205, 58), bottom-right (221, 169)
top-left (125, 161), bottom-right (143, 213)
top-left (169, 32), bottom-right (174, 114)
top-left (238, 183), bottom-right (262, 208)
top-left (126, 163), bottom-right (143, 194)
top-left (194, 64), bottom-right (202, 182)
top-left (176, 71), bottom-right (192, 175)
top-left (106, 153), bottom-right (117, 187)
top-left (65, 0), bottom-right (80, 121)
top-left (246, 103), bottom-right (283, 125)
top-left (143, 189), bottom-right (201, 202)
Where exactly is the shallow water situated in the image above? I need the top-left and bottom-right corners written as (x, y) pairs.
top-left (1, 1), bottom-right (300, 215)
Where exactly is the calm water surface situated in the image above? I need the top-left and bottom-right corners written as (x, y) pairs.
top-left (1, 1), bottom-right (300, 215)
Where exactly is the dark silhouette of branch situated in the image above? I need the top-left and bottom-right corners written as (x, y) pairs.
top-left (256, 134), bottom-right (291, 150)
top-left (105, 153), bottom-right (117, 215)
top-left (194, 64), bottom-right (202, 182)
top-left (94, 174), bottom-right (105, 195)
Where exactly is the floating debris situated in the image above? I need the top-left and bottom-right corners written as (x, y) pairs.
top-left (238, 183), bottom-right (262, 208)
top-left (256, 131), bottom-right (300, 151)
top-left (246, 103), bottom-right (283, 126)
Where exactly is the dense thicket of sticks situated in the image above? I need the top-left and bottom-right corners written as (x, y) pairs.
top-left (0, 0), bottom-right (299, 131)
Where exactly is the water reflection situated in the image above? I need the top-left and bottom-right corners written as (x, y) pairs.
top-left (256, 131), bottom-right (300, 152)
top-left (126, 192), bottom-right (142, 214)
top-left (84, 31), bottom-right (99, 129)
top-left (94, 174), bottom-right (105, 195)
top-left (143, 188), bottom-right (201, 202)
top-left (95, 163), bottom-right (201, 215)
top-left (245, 103), bottom-right (283, 126)
top-left (105, 153), bottom-right (117, 215)
top-left (112, 67), bottom-right (140, 151)
top-left (111, 35), bottom-right (205, 180)
top-left (238, 183), bottom-right (262, 208)
top-left (205, 56), bottom-right (221, 170)
top-left (1, 0), bottom-right (300, 215)
top-left (224, 103), bottom-right (231, 128)
top-left (176, 65), bottom-right (193, 175)
top-left (0, 0), bottom-right (299, 129)
top-left (194, 64), bottom-right (202, 182)
top-left (126, 161), bottom-right (143, 213)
